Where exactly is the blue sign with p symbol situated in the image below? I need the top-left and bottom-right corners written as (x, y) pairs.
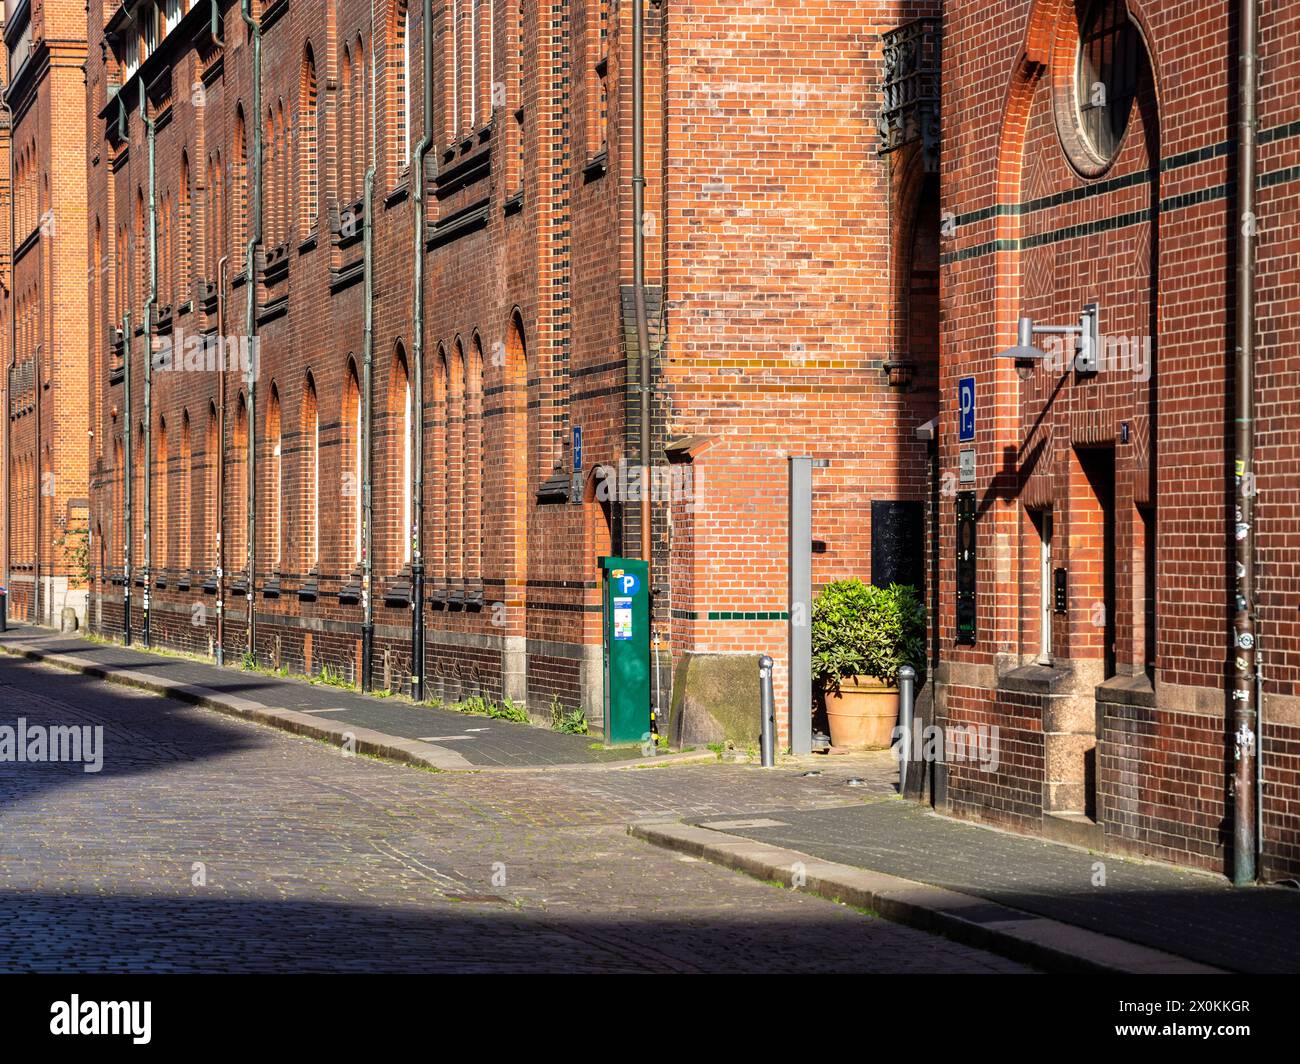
top-left (958, 377), bottom-right (976, 442)
top-left (619, 574), bottom-right (641, 597)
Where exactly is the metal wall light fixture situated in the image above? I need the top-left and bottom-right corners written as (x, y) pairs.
top-left (996, 302), bottom-right (1101, 378)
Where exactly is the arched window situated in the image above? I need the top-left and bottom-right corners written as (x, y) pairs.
top-left (474, 0), bottom-right (492, 129)
top-left (135, 190), bottom-right (146, 317)
top-left (93, 218), bottom-right (103, 367)
top-left (1075, 0), bottom-right (1142, 163)
top-left (114, 437), bottom-right (125, 567)
top-left (135, 423), bottom-right (146, 566)
top-left (345, 361), bottom-right (363, 566)
top-left (393, 346), bottom-right (413, 562)
top-left (303, 374), bottom-right (319, 569)
top-left (179, 152), bottom-right (192, 302)
top-left (353, 37), bottom-right (367, 198)
top-left (506, 312), bottom-right (529, 539)
top-left (300, 48), bottom-right (319, 230)
top-left (432, 345), bottom-right (448, 584)
top-left (278, 96), bottom-right (291, 240)
top-left (394, 1), bottom-right (411, 169)
top-left (446, 340), bottom-right (464, 578)
top-left (234, 108), bottom-right (248, 251)
top-left (206, 403), bottom-right (219, 572)
top-left (465, 335), bottom-right (484, 584)
top-left (156, 417), bottom-right (169, 572)
top-left (340, 44), bottom-right (354, 202)
top-left (265, 107), bottom-right (277, 244)
top-left (117, 226), bottom-right (128, 322)
top-left (268, 385), bottom-right (283, 569)
top-left (445, 3), bottom-right (460, 143)
top-left (180, 411), bottom-right (192, 574)
top-left (233, 394), bottom-right (248, 574)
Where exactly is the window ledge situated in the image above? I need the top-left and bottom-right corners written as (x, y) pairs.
top-left (385, 179), bottom-right (410, 208)
top-left (1095, 672), bottom-right (1156, 708)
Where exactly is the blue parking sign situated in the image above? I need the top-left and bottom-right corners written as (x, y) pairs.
top-left (959, 377), bottom-right (976, 442)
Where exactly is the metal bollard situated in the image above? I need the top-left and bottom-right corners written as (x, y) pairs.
top-left (898, 665), bottom-right (916, 793)
top-left (0, 586), bottom-right (7, 632)
top-left (759, 654), bottom-right (776, 768)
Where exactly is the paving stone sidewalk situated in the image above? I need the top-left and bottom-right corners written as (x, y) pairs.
top-left (0, 624), bottom-right (658, 769)
top-left (695, 800), bottom-right (1300, 974)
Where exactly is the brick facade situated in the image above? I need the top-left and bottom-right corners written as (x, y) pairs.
top-left (936, 0), bottom-right (1300, 880)
top-left (0, 0), bottom-right (91, 628)
top-left (64, 1), bottom-right (936, 744)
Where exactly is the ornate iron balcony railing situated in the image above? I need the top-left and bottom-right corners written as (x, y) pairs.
top-left (879, 18), bottom-right (941, 171)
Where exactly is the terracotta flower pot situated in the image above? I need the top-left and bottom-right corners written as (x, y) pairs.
top-left (824, 676), bottom-right (899, 750)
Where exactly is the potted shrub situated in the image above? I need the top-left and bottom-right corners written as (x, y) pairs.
top-left (812, 580), bottom-right (925, 749)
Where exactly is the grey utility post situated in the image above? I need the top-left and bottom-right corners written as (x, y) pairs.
top-left (898, 664), bottom-right (917, 794)
top-left (759, 654), bottom-right (776, 767)
top-left (788, 457), bottom-right (814, 755)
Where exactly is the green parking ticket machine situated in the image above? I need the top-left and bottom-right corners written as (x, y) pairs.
top-left (601, 556), bottom-right (650, 744)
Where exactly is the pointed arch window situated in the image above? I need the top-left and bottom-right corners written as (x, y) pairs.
top-left (301, 48), bottom-right (320, 230)
top-left (303, 374), bottom-right (320, 569)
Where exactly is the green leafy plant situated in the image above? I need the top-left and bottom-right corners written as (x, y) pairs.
top-left (455, 695), bottom-right (491, 716)
top-left (549, 695), bottom-right (589, 734)
top-left (241, 651), bottom-right (258, 671)
top-left (811, 579), bottom-right (925, 691)
top-left (317, 662), bottom-right (351, 688)
top-left (488, 697), bottom-right (530, 724)
top-left (53, 525), bottom-right (90, 587)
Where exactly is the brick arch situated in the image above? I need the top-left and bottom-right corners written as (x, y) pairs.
top-left (342, 356), bottom-right (363, 568)
top-left (300, 45), bottom-right (320, 231)
top-left (177, 409), bottom-right (192, 573)
top-left (464, 333), bottom-right (485, 588)
top-left (391, 341), bottom-right (413, 566)
top-left (887, 141), bottom-right (938, 376)
top-left (267, 382), bottom-right (284, 569)
top-left (431, 343), bottom-right (448, 587)
top-left (301, 370), bottom-right (320, 570)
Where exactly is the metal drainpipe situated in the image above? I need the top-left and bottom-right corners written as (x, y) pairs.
top-left (1231, 0), bottom-right (1259, 886)
top-left (122, 310), bottom-right (132, 645)
top-left (216, 254), bottom-right (229, 665)
top-left (2, 95), bottom-right (13, 608)
top-left (140, 92), bottom-right (157, 648)
top-left (241, 0), bottom-right (262, 664)
top-left (632, 0), bottom-right (652, 574)
top-left (409, 0), bottom-right (433, 703)
top-left (359, 0), bottom-right (380, 692)
top-left (116, 100), bottom-right (132, 645)
top-left (361, 165), bottom-right (374, 691)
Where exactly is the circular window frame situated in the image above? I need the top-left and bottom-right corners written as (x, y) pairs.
top-left (1051, 0), bottom-right (1147, 179)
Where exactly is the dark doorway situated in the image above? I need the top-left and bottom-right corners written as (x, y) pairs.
top-left (1078, 447), bottom-right (1117, 680)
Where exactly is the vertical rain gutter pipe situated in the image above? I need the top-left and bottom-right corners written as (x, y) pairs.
top-left (2, 94), bottom-right (14, 606)
top-left (240, 0), bottom-right (262, 663)
top-left (139, 90), bottom-right (157, 647)
top-left (1231, 0), bottom-right (1259, 886)
top-left (216, 254), bottom-right (229, 665)
top-left (632, 0), bottom-right (652, 574)
top-left (409, 0), bottom-right (433, 702)
top-left (118, 101), bottom-right (133, 645)
top-left (359, 0), bottom-right (378, 690)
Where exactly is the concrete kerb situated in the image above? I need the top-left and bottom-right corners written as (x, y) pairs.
top-left (628, 820), bottom-right (1228, 975)
top-left (0, 638), bottom-right (715, 774)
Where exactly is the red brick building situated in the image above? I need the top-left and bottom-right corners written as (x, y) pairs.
top-left (79, 1), bottom-right (938, 738)
top-left (935, 0), bottom-right (1300, 880)
top-left (0, 0), bottom-right (92, 627)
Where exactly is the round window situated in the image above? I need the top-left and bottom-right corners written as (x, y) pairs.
top-left (1074, 0), bottom-right (1143, 164)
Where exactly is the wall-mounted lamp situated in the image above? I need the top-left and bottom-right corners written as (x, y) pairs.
top-left (996, 303), bottom-right (1100, 379)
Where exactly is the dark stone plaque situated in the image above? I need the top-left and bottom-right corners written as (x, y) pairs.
top-left (871, 500), bottom-right (925, 592)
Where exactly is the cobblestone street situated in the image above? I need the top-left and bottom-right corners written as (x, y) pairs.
top-left (0, 654), bottom-right (1027, 973)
